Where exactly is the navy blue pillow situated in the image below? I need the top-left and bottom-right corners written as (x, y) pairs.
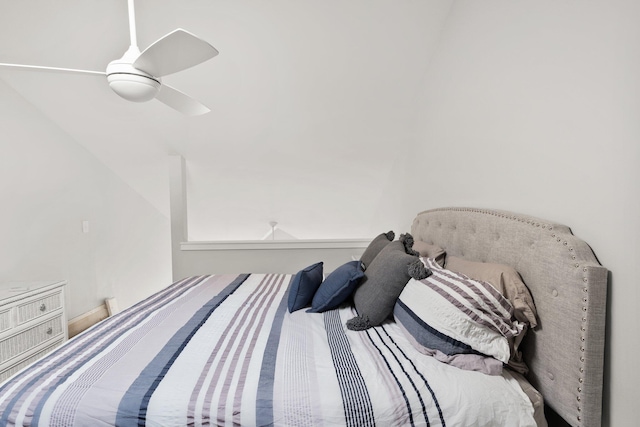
top-left (308, 261), bottom-right (364, 313)
top-left (288, 262), bottom-right (324, 312)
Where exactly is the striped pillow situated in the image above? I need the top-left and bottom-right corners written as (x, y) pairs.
top-left (394, 257), bottom-right (525, 364)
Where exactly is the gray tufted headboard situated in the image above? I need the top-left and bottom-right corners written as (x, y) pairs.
top-left (411, 208), bottom-right (608, 427)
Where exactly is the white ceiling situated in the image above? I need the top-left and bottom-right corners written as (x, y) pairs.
top-left (0, 0), bottom-right (452, 239)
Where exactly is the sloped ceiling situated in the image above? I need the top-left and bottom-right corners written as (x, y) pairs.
top-left (0, 0), bottom-right (452, 240)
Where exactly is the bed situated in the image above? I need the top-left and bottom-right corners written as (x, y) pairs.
top-left (0, 207), bottom-right (607, 427)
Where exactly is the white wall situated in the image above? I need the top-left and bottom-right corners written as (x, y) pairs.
top-left (185, 0), bottom-right (454, 241)
top-left (407, 1), bottom-right (639, 425)
top-left (0, 79), bottom-right (172, 319)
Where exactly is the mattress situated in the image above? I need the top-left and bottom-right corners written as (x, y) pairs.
top-left (0, 273), bottom-right (537, 426)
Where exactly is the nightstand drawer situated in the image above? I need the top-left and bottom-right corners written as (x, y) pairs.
top-left (0, 309), bottom-right (10, 333)
top-left (15, 290), bottom-right (63, 325)
top-left (0, 339), bottom-right (64, 383)
top-left (0, 315), bottom-right (64, 363)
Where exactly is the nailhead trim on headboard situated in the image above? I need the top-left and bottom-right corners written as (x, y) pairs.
top-left (551, 229), bottom-right (591, 422)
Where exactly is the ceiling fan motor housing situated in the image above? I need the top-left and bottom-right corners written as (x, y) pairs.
top-left (106, 61), bottom-right (160, 102)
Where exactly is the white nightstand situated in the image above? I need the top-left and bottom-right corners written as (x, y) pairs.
top-left (0, 280), bottom-right (68, 382)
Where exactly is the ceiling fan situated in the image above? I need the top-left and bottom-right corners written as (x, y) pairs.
top-left (0, 0), bottom-right (219, 116)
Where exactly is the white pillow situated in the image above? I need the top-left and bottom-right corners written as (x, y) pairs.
top-left (395, 257), bottom-right (525, 364)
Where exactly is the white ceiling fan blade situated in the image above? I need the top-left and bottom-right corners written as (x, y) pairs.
top-left (133, 29), bottom-right (218, 77)
top-left (155, 84), bottom-right (210, 116)
top-left (0, 63), bottom-right (105, 76)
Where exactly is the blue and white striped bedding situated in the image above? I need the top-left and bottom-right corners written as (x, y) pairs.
top-left (0, 273), bottom-right (537, 426)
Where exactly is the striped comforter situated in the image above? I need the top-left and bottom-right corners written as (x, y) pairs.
top-left (0, 274), bottom-right (537, 426)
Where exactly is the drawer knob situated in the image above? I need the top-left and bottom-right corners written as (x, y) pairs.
top-left (46, 327), bottom-right (53, 335)
top-left (39, 303), bottom-right (46, 312)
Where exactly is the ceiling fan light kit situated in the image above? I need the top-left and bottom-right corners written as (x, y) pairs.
top-left (0, 0), bottom-right (218, 115)
top-left (106, 62), bottom-right (161, 103)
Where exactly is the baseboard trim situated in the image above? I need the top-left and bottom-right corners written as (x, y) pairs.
top-left (67, 304), bottom-right (109, 338)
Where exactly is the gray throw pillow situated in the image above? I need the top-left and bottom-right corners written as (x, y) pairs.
top-left (360, 231), bottom-right (395, 270)
top-left (347, 234), bottom-right (430, 330)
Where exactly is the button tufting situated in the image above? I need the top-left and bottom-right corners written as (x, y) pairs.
top-left (552, 289), bottom-right (559, 297)
top-left (548, 372), bottom-right (554, 380)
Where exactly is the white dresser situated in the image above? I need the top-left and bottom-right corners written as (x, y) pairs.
top-left (0, 280), bottom-right (68, 382)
